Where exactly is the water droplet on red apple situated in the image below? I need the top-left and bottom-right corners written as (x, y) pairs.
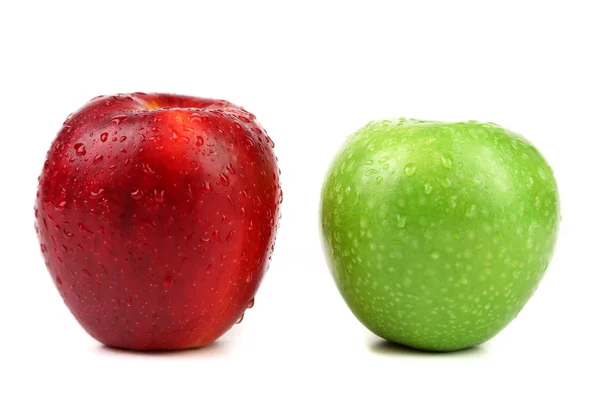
top-left (153, 189), bottom-right (165, 203)
top-left (40, 243), bottom-right (48, 253)
top-left (78, 223), bottom-right (92, 233)
top-left (130, 189), bottom-right (143, 200)
top-left (55, 201), bottom-right (67, 212)
top-left (247, 298), bottom-right (255, 308)
top-left (191, 161), bottom-right (199, 170)
top-left (219, 173), bottom-right (230, 186)
top-left (55, 275), bottom-right (63, 285)
top-left (74, 143), bottom-right (86, 156)
top-left (196, 136), bottom-right (204, 147)
top-left (93, 154), bottom-right (103, 164)
top-left (200, 181), bottom-right (212, 194)
top-left (163, 276), bottom-right (174, 290)
top-left (111, 115), bottom-right (127, 125)
top-left (120, 136), bottom-right (127, 143)
top-left (236, 313), bottom-right (244, 324)
top-left (100, 132), bottom-right (109, 142)
top-left (90, 188), bottom-right (105, 199)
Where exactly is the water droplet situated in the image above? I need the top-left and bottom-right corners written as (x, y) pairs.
top-left (153, 189), bottom-right (165, 203)
top-left (90, 189), bottom-right (104, 199)
top-left (130, 189), bottom-right (143, 200)
top-left (245, 136), bottom-right (255, 148)
top-left (175, 134), bottom-right (190, 144)
top-left (111, 115), bottom-right (127, 125)
top-left (93, 154), bottom-right (103, 164)
top-left (190, 161), bottom-right (199, 170)
top-left (55, 201), bottom-right (67, 212)
top-left (466, 204), bottom-right (477, 218)
top-left (396, 214), bottom-right (407, 228)
top-left (40, 243), bottom-right (48, 253)
top-left (366, 169), bottom-right (377, 176)
top-left (78, 223), bottom-right (92, 233)
top-left (240, 207), bottom-right (246, 218)
top-left (220, 173), bottom-right (230, 186)
top-left (119, 136), bottom-right (127, 143)
top-left (441, 178), bottom-right (452, 188)
top-left (200, 181), bottom-right (212, 194)
top-left (424, 183), bottom-right (433, 194)
top-left (63, 228), bottom-right (74, 238)
top-left (163, 275), bottom-right (174, 290)
top-left (378, 156), bottom-right (389, 164)
top-left (247, 298), bottom-right (255, 308)
top-left (100, 132), bottom-right (109, 142)
top-left (430, 250), bottom-right (440, 260)
top-left (441, 154), bottom-right (453, 168)
top-left (196, 136), bottom-right (204, 147)
top-left (236, 313), bottom-right (244, 324)
top-left (55, 276), bottom-right (63, 285)
top-left (74, 143), bottom-right (86, 156)
top-left (404, 163), bottom-right (417, 176)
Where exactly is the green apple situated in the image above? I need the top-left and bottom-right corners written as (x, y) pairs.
top-left (320, 119), bottom-right (560, 351)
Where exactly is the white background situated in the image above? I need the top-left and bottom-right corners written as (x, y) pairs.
top-left (1, 1), bottom-right (599, 407)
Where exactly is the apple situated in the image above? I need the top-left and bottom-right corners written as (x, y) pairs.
top-left (321, 119), bottom-right (559, 351)
top-left (35, 93), bottom-right (282, 350)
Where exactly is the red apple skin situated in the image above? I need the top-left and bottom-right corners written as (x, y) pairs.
top-left (35, 93), bottom-right (282, 350)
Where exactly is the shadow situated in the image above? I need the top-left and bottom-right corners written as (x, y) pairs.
top-left (368, 337), bottom-right (489, 358)
top-left (96, 340), bottom-right (231, 359)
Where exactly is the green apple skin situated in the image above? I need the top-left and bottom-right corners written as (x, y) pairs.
top-left (320, 119), bottom-right (560, 351)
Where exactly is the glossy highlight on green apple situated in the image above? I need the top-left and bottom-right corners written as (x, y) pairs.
top-left (320, 119), bottom-right (560, 351)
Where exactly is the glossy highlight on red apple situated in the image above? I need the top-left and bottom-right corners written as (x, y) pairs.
top-left (35, 93), bottom-right (282, 350)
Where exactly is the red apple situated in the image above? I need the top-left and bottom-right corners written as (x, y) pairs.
top-left (35, 93), bottom-right (282, 350)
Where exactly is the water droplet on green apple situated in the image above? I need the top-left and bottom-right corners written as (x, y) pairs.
top-left (396, 214), bottom-right (407, 228)
top-left (441, 178), bottom-right (452, 188)
top-left (404, 163), bottom-right (417, 176)
top-left (441, 154), bottom-right (453, 168)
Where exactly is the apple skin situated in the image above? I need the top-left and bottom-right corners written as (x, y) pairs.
top-left (321, 119), bottom-right (559, 351)
top-left (35, 93), bottom-right (282, 350)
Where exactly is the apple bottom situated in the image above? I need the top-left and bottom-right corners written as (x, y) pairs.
top-left (62, 279), bottom-right (258, 351)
